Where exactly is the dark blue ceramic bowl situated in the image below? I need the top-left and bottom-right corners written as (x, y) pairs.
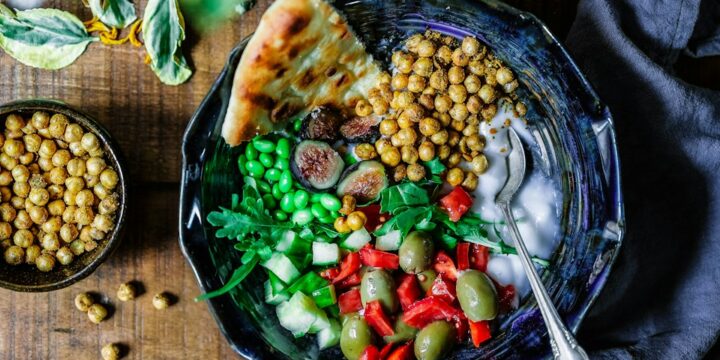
top-left (179, 0), bottom-right (625, 358)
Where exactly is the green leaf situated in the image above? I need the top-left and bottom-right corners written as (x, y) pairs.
top-left (378, 182), bottom-right (430, 214)
top-left (89, 0), bottom-right (138, 29)
top-left (178, 0), bottom-right (255, 32)
top-left (195, 255), bottom-right (260, 301)
top-left (143, 0), bottom-right (192, 85)
top-left (0, 5), bottom-right (96, 70)
top-left (423, 157), bottom-right (446, 175)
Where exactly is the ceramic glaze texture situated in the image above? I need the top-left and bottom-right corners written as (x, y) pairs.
top-left (179, 1), bottom-right (624, 359)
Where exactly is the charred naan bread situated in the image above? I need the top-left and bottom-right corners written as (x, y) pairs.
top-left (221, 0), bottom-right (381, 146)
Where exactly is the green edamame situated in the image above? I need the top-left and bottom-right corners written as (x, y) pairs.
top-left (276, 138), bottom-right (291, 159)
top-left (237, 155), bottom-right (249, 176)
top-left (256, 180), bottom-right (272, 194)
top-left (274, 210), bottom-right (288, 221)
top-left (280, 193), bottom-right (296, 213)
top-left (253, 139), bottom-right (276, 153)
top-left (292, 208), bottom-right (314, 226)
top-left (293, 190), bottom-right (309, 209)
top-left (274, 158), bottom-right (289, 170)
top-left (293, 118), bottom-right (303, 133)
top-left (319, 194), bottom-right (342, 211)
top-left (262, 194), bottom-right (277, 209)
top-left (310, 193), bottom-right (324, 203)
top-left (319, 216), bottom-right (335, 224)
top-left (310, 203), bottom-right (329, 218)
top-left (245, 160), bottom-right (265, 178)
top-left (264, 168), bottom-right (282, 183)
top-left (245, 144), bottom-right (258, 161)
top-left (279, 170), bottom-right (293, 193)
top-left (259, 153), bottom-right (274, 168)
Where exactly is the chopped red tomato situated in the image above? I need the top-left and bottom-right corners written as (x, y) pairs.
top-left (469, 320), bottom-right (492, 347)
top-left (359, 248), bottom-right (399, 270)
top-left (386, 341), bottom-right (414, 360)
top-left (470, 244), bottom-right (489, 272)
top-left (427, 275), bottom-right (456, 304)
top-left (319, 267), bottom-right (340, 281)
top-left (438, 186), bottom-right (473, 222)
top-left (333, 252), bottom-right (360, 284)
top-left (456, 243), bottom-right (470, 270)
top-left (336, 272), bottom-right (362, 289)
top-left (396, 274), bottom-right (421, 311)
top-left (379, 342), bottom-right (396, 359)
top-left (357, 204), bottom-right (386, 232)
top-left (401, 296), bottom-right (463, 328)
top-left (433, 251), bottom-right (459, 281)
top-left (359, 345), bottom-right (380, 360)
top-left (453, 315), bottom-right (469, 342)
top-left (338, 288), bottom-right (363, 314)
top-left (364, 300), bottom-right (394, 337)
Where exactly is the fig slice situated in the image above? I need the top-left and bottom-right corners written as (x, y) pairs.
top-left (290, 140), bottom-right (345, 191)
top-left (336, 161), bottom-right (389, 203)
top-left (339, 115), bottom-right (381, 143)
top-left (300, 106), bottom-right (343, 141)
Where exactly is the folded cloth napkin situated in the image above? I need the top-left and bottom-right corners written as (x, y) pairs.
top-left (566, 0), bottom-right (720, 358)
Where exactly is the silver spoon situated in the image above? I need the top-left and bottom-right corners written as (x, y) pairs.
top-left (496, 128), bottom-right (589, 360)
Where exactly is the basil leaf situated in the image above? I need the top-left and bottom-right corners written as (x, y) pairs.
top-left (142, 0), bottom-right (192, 85)
top-left (89, 0), bottom-right (138, 29)
top-left (0, 5), bottom-right (96, 70)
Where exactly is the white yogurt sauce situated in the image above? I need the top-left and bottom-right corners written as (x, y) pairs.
top-left (469, 99), bottom-right (562, 300)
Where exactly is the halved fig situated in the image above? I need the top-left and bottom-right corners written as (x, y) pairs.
top-left (336, 161), bottom-right (389, 203)
top-left (300, 106), bottom-right (343, 141)
top-left (339, 115), bottom-right (381, 143)
top-left (290, 140), bottom-right (345, 191)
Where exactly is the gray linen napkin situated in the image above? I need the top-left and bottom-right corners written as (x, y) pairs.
top-left (565, 0), bottom-right (720, 358)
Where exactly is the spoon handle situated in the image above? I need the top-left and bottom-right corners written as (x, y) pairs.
top-left (499, 203), bottom-right (589, 360)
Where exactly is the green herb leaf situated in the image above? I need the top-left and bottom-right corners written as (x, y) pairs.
top-left (89, 0), bottom-right (138, 29)
top-left (0, 5), bottom-right (96, 70)
top-left (178, 0), bottom-right (255, 32)
top-left (142, 0), bottom-right (192, 85)
top-left (423, 157), bottom-right (446, 175)
top-left (378, 182), bottom-right (430, 214)
top-left (194, 255), bottom-right (259, 301)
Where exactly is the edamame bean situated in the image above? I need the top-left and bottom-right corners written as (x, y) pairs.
top-left (320, 194), bottom-right (342, 211)
top-left (237, 155), bottom-right (249, 176)
top-left (262, 194), bottom-right (277, 209)
top-left (264, 168), bottom-right (282, 183)
top-left (245, 144), bottom-right (258, 161)
top-left (293, 118), bottom-right (303, 133)
top-left (274, 158), bottom-right (289, 170)
top-left (276, 138), bottom-right (291, 159)
top-left (274, 210), bottom-right (288, 221)
top-left (292, 208), bottom-right (314, 226)
top-left (311, 203), bottom-right (329, 218)
top-left (245, 160), bottom-right (264, 178)
top-left (280, 193), bottom-right (295, 213)
top-left (272, 184), bottom-right (284, 200)
top-left (293, 190), bottom-right (309, 209)
top-left (310, 193), bottom-right (324, 203)
top-left (279, 170), bottom-right (293, 193)
top-left (256, 180), bottom-right (272, 194)
top-left (259, 153), bottom-right (274, 168)
top-left (319, 215), bottom-right (335, 224)
top-left (253, 139), bottom-right (276, 153)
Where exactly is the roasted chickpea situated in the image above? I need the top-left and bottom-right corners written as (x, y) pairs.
top-left (503, 79), bottom-right (519, 93)
top-left (478, 84), bottom-right (497, 104)
top-left (13, 181), bottom-right (29, 198)
top-left (4, 246), bottom-right (24, 265)
top-left (79, 226), bottom-right (93, 242)
top-left (434, 94), bottom-right (452, 114)
top-left (86, 157), bottom-right (106, 177)
top-left (47, 184), bottom-right (63, 200)
top-left (463, 124), bottom-right (479, 137)
top-left (375, 138), bottom-right (393, 155)
top-left (87, 303), bottom-right (108, 323)
top-left (515, 101), bottom-right (528, 116)
top-left (461, 36), bottom-right (481, 56)
top-left (48, 114), bottom-right (69, 139)
top-left (462, 74), bottom-right (480, 93)
top-left (84, 240), bottom-right (98, 252)
top-left (101, 343), bottom-right (121, 360)
top-left (153, 293), bottom-right (172, 310)
top-left (446, 167), bottom-right (465, 186)
top-left (63, 176), bottom-right (84, 194)
top-left (355, 100), bottom-right (373, 117)
top-left (434, 45), bottom-right (453, 66)
top-left (35, 253), bottom-right (56, 272)
top-left (395, 128), bottom-right (417, 146)
top-left (40, 232), bottom-right (60, 251)
top-left (466, 134), bottom-right (485, 152)
top-left (417, 141), bottom-right (435, 162)
top-left (401, 145), bottom-right (419, 164)
top-left (355, 143), bottom-right (377, 160)
top-left (0, 153), bottom-right (17, 170)
top-left (18, 152), bottom-right (33, 165)
top-left (74, 292), bottom-right (95, 312)
top-left (380, 147), bottom-right (401, 167)
top-left (9, 196), bottom-right (23, 211)
top-left (378, 83), bottom-right (393, 102)
top-left (447, 152), bottom-right (462, 168)
top-left (68, 141), bottom-right (86, 157)
top-left (54, 246), bottom-right (73, 265)
top-left (37, 157), bottom-right (53, 172)
top-left (13, 229), bottom-right (33, 248)
top-left (65, 158), bottom-right (85, 177)
top-left (334, 217), bottom-right (351, 234)
top-left (0, 222), bottom-right (11, 240)
top-left (406, 163), bottom-right (426, 182)
top-left (339, 195), bottom-right (357, 216)
top-left (38, 139), bottom-right (57, 158)
top-left (5, 114), bottom-right (25, 131)
top-left (0, 171), bottom-right (11, 186)
top-left (28, 188), bottom-right (50, 206)
top-left (0, 187), bottom-right (9, 202)
top-left (466, 95), bottom-right (482, 114)
top-left (462, 172), bottom-right (479, 191)
top-left (48, 167), bottom-right (67, 185)
top-left (495, 67), bottom-right (514, 85)
top-left (63, 123), bottom-right (84, 143)
top-left (412, 57), bottom-right (433, 77)
top-left (69, 240), bottom-right (85, 255)
top-left (396, 112), bottom-right (414, 129)
top-left (395, 91), bottom-right (415, 110)
top-left (31, 112), bottom-right (50, 130)
top-left (429, 69), bottom-right (448, 91)
top-left (418, 117), bottom-right (441, 136)
top-left (25, 244), bottom-right (40, 264)
top-left (393, 164), bottom-right (407, 182)
top-left (438, 145), bottom-right (451, 160)
top-left (28, 206), bottom-right (48, 225)
top-left (378, 71), bottom-right (392, 84)
top-left (405, 34), bottom-right (424, 53)
top-left (396, 53), bottom-right (415, 74)
top-left (50, 149), bottom-right (71, 167)
top-left (372, 99), bottom-right (389, 115)
top-left (430, 130), bottom-right (449, 145)
top-left (403, 104), bottom-right (424, 122)
top-left (346, 211), bottom-right (367, 231)
top-left (75, 189), bottom-right (94, 207)
top-left (116, 282), bottom-right (137, 302)
top-left (379, 119), bottom-right (399, 136)
top-left (448, 66), bottom-right (465, 85)
top-left (484, 67), bottom-right (498, 86)
top-left (481, 104), bottom-right (497, 120)
top-left (79, 133), bottom-right (99, 153)
top-left (60, 223), bottom-right (79, 243)
top-left (449, 103), bottom-right (469, 122)
top-left (419, 93), bottom-right (434, 110)
top-left (62, 205), bottom-right (77, 223)
top-left (3, 139), bottom-right (24, 159)
top-left (41, 216), bottom-right (62, 234)
top-left (74, 206), bottom-right (94, 226)
top-left (451, 48), bottom-right (469, 67)
top-left (448, 84), bottom-right (468, 104)
top-left (468, 59), bottom-right (485, 76)
top-left (417, 39), bottom-right (436, 58)
top-left (10, 164), bottom-right (29, 183)
top-left (391, 73), bottom-right (409, 90)
top-left (407, 74), bottom-right (426, 93)
top-left (470, 154), bottom-right (489, 174)
top-left (24, 134), bottom-right (42, 153)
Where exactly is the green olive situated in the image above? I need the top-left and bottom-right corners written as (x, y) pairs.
top-left (360, 269), bottom-right (398, 313)
top-left (398, 231), bottom-right (435, 274)
top-left (456, 269), bottom-right (498, 321)
top-left (414, 321), bottom-right (456, 360)
top-left (416, 269), bottom-right (437, 293)
top-left (340, 314), bottom-right (373, 360)
top-left (383, 317), bottom-right (418, 344)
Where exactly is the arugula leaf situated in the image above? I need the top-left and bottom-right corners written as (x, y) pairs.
top-left (0, 5), bottom-right (96, 69)
top-left (142, 0), bottom-right (192, 85)
top-left (423, 157), bottom-right (447, 175)
top-left (89, 0), bottom-right (137, 28)
top-left (375, 206), bottom-right (431, 238)
top-left (378, 182), bottom-right (430, 214)
top-left (194, 255), bottom-right (259, 302)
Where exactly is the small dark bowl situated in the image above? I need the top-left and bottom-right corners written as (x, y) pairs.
top-left (0, 99), bottom-right (128, 292)
top-left (180, 0), bottom-right (625, 359)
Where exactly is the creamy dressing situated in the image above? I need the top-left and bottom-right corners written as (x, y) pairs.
top-left (470, 99), bottom-right (562, 299)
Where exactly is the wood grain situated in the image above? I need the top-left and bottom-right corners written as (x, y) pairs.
top-left (0, 0), bottom-right (716, 359)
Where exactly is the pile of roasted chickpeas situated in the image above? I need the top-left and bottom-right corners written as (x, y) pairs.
top-left (0, 111), bottom-right (120, 272)
top-left (353, 31), bottom-right (527, 190)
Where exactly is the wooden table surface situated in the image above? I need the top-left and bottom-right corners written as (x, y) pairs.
top-left (0, 1), bottom-right (716, 359)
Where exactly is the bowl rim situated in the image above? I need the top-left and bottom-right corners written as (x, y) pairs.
top-left (179, 0), bottom-right (625, 358)
top-left (0, 99), bottom-right (129, 292)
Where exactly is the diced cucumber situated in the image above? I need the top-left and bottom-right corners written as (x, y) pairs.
top-left (275, 230), bottom-right (298, 252)
top-left (287, 272), bottom-right (328, 295)
top-left (299, 228), bottom-right (315, 240)
top-left (276, 292), bottom-right (330, 337)
top-left (375, 230), bottom-right (402, 251)
top-left (275, 230), bottom-right (311, 255)
top-left (312, 242), bottom-right (340, 266)
top-left (340, 228), bottom-right (371, 250)
top-left (317, 318), bottom-right (341, 350)
top-left (264, 279), bottom-right (289, 305)
top-left (261, 252), bottom-right (301, 284)
top-left (311, 285), bottom-right (336, 308)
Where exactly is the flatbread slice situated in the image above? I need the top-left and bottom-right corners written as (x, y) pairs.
top-left (221, 0), bottom-right (381, 146)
